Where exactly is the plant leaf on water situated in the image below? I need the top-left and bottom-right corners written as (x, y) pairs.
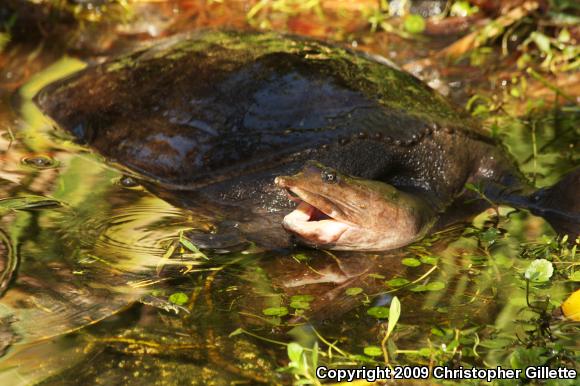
top-left (420, 256), bottom-right (438, 265)
top-left (291, 295), bottom-right (315, 302)
top-left (346, 287), bottom-right (363, 296)
top-left (290, 300), bottom-right (310, 310)
top-left (524, 259), bottom-right (554, 282)
top-left (387, 296), bottom-right (401, 337)
top-left (386, 278), bottom-right (410, 287)
top-left (367, 306), bottom-right (389, 319)
top-left (426, 281), bottom-right (446, 291)
top-left (363, 346), bottom-right (383, 357)
top-left (263, 307), bottom-right (289, 317)
top-left (410, 284), bottom-right (427, 292)
top-left (168, 292), bottom-right (189, 306)
top-left (402, 258), bottom-right (421, 267)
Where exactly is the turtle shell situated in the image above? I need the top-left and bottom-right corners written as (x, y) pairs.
top-left (35, 31), bottom-right (478, 188)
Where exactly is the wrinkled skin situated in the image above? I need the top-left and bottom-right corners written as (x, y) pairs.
top-left (34, 31), bottom-right (578, 251)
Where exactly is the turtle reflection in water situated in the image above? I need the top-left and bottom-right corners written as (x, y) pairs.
top-left (35, 31), bottom-right (579, 251)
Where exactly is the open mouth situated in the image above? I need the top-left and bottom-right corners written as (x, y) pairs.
top-left (277, 184), bottom-right (351, 245)
top-left (283, 188), bottom-right (332, 221)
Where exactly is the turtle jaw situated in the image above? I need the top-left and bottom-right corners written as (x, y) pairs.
top-left (274, 166), bottom-right (436, 251)
top-left (277, 190), bottom-right (413, 251)
top-left (281, 198), bottom-right (352, 246)
top-left (275, 176), bottom-right (356, 247)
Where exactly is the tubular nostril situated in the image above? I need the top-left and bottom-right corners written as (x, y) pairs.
top-left (275, 176), bottom-right (291, 188)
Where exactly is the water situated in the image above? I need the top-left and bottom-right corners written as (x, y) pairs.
top-left (0, 3), bottom-right (578, 385)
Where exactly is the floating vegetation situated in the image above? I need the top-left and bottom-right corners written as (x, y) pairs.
top-left (525, 258), bottom-right (555, 282)
top-left (168, 292), bottom-right (189, 306)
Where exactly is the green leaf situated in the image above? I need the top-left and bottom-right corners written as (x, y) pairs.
top-left (509, 347), bottom-right (548, 369)
top-left (480, 227), bottom-right (500, 244)
top-left (349, 354), bottom-right (376, 363)
top-left (403, 14), bottom-right (426, 34)
top-left (290, 301), bottom-right (311, 310)
top-left (524, 259), bottom-right (554, 282)
top-left (430, 327), bottom-right (446, 336)
top-left (387, 339), bottom-right (398, 361)
top-left (0, 33), bottom-right (10, 53)
top-left (568, 271), bottom-right (580, 282)
top-left (420, 256), bottom-right (438, 265)
top-left (530, 32), bottom-right (552, 54)
top-left (410, 284), bottom-right (427, 292)
top-left (478, 337), bottom-right (513, 349)
top-left (290, 295), bottom-right (315, 302)
top-left (368, 274), bottom-right (385, 279)
top-left (287, 342), bottom-right (304, 364)
top-left (387, 296), bottom-right (401, 336)
top-left (367, 306), bottom-right (389, 319)
top-left (417, 348), bottom-right (433, 357)
top-left (263, 307), bottom-right (289, 317)
top-left (178, 231), bottom-right (209, 260)
top-left (363, 346), bottom-right (383, 357)
top-left (465, 182), bottom-right (481, 193)
top-left (557, 28), bottom-right (570, 43)
top-left (346, 287), bottom-right (363, 296)
top-left (450, 1), bottom-right (479, 17)
top-left (472, 104), bottom-right (490, 116)
top-left (312, 342), bottom-right (319, 369)
top-left (229, 328), bottom-right (244, 338)
top-left (447, 339), bottom-right (460, 352)
top-left (517, 53), bottom-right (532, 70)
top-left (386, 278), bottom-right (410, 287)
top-left (402, 258), bottom-right (421, 267)
top-left (168, 292), bottom-right (189, 306)
top-left (426, 281), bottom-right (446, 291)
top-left (292, 253), bottom-right (310, 262)
top-left (290, 295), bottom-right (314, 310)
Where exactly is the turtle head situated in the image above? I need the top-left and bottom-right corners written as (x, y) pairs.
top-left (275, 161), bottom-right (435, 251)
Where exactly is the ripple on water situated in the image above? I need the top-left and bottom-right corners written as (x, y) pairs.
top-left (0, 192), bottom-right (211, 349)
top-left (67, 198), bottom-right (211, 273)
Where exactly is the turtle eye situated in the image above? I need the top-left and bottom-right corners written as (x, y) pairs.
top-left (321, 170), bottom-right (338, 184)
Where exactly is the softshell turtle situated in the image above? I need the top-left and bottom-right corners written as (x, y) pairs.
top-left (34, 31), bottom-right (579, 251)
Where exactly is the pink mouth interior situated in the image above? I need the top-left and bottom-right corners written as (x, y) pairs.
top-left (282, 191), bottom-right (349, 244)
top-left (284, 188), bottom-right (332, 221)
top-left (295, 201), bottom-right (331, 221)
